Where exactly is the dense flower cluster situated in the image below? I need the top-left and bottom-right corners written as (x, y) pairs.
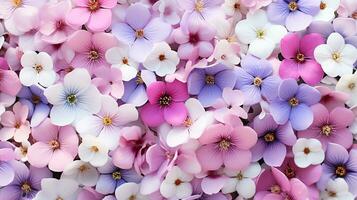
top-left (0, 0), bottom-right (356, 200)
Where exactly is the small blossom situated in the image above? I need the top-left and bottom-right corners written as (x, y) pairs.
top-left (292, 138), bottom-right (325, 168)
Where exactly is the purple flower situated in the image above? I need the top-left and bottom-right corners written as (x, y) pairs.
top-left (234, 55), bottom-right (280, 105)
top-left (0, 161), bottom-right (51, 200)
top-left (267, 0), bottom-right (320, 31)
top-left (251, 114), bottom-right (297, 167)
top-left (112, 3), bottom-right (172, 62)
top-left (17, 86), bottom-right (50, 127)
top-left (0, 142), bottom-right (16, 187)
top-left (318, 143), bottom-right (357, 195)
top-left (96, 159), bottom-right (142, 195)
top-left (187, 63), bottom-right (236, 107)
top-left (269, 78), bottom-right (321, 131)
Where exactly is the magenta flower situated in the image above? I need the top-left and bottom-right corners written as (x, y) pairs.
top-left (66, 30), bottom-right (118, 74)
top-left (140, 80), bottom-right (189, 127)
top-left (298, 103), bottom-right (354, 150)
top-left (196, 123), bottom-right (257, 171)
top-left (279, 33), bottom-right (325, 85)
top-left (27, 118), bottom-right (79, 172)
top-left (66, 0), bottom-right (117, 32)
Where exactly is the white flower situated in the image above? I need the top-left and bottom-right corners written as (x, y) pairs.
top-left (61, 160), bottom-right (99, 187)
top-left (44, 68), bottom-right (102, 126)
top-left (143, 42), bottom-right (179, 77)
top-left (19, 51), bottom-right (56, 87)
top-left (75, 95), bottom-right (138, 150)
top-left (235, 9), bottom-right (287, 59)
top-left (34, 178), bottom-right (79, 200)
top-left (320, 178), bottom-right (355, 200)
top-left (105, 46), bottom-right (138, 81)
top-left (159, 166), bottom-right (193, 199)
top-left (166, 98), bottom-right (215, 147)
top-left (314, 33), bottom-right (357, 77)
top-left (222, 162), bottom-right (261, 198)
top-left (14, 141), bottom-right (31, 162)
top-left (314, 0), bottom-right (340, 22)
top-left (115, 182), bottom-right (146, 200)
top-left (156, 0), bottom-right (180, 25)
top-left (212, 40), bottom-right (240, 67)
top-left (336, 73), bottom-right (357, 107)
top-left (78, 135), bottom-right (109, 167)
top-left (222, 0), bottom-right (246, 19)
top-left (292, 138), bottom-right (325, 168)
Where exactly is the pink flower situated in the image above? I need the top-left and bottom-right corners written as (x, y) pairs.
top-left (66, 0), bottom-right (117, 32)
top-left (27, 118), bottom-right (79, 172)
top-left (0, 66), bottom-right (21, 97)
top-left (66, 30), bottom-right (118, 74)
top-left (196, 123), bottom-right (257, 171)
top-left (0, 102), bottom-right (30, 142)
top-left (298, 103), bottom-right (354, 150)
top-left (279, 33), bottom-right (325, 85)
top-left (92, 67), bottom-right (124, 99)
top-left (240, 0), bottom-right (272, 12)
top-left (317, 86), bottom-right (349, 111)
top-left (140, 80), bottom-right (189, 127)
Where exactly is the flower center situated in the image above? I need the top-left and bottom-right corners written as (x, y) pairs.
top-left (321, 125), bottom-right (332, 136)
top-left (88, 0), bottom-right (100, 12)
top-left (21, 182), bottom-right (31, 193)
top-left (295, 53), bottom-right (305, 63)
top-left (158, 54), bottom-right (166, 61)
top-left (288, 1), bottom-right (298, 11)
top-left (289, 97), bottom-right (299, 107)
top-left (219, 139), bottom-right (231, 151)
top-left (90, 146), bottom-right (99, 152)
top-left (205, 75), bottom-right (215, 85)
top-left (112, 171), bottom-right (122, 180)
top-left (20, 146), bottom-right (28, 156)
top-left (56, 197), bottom-right (64, 200)
top-left (79, 164), bottom-right (88, 172)
top-left (14, 122), bottom-right (21, 129)
top-left (33, 64), bottom-right (43, 73)
top-left (136, 72), bottom-right (144, 85)
top-left (264, 132), bottom-right (275, 142)
top-left (234, 3), bottom-right (240, 10)
top-left (303, 147), bottom-right (310, 154)
top-left (183, 117), bottom-right (193, 127)
top-left (174, 179), bottom-right (182, 185)
top-left (256, 30), bottom-right (265, 39)
top-left (189, 33), bottom-right (200, 44)
top-left (55, 20), bottom-right (65, 30)
top-left (236, 172), bottom-right (243, 180)
top-left (102, 116), bottom-right (112, 126)
top-left (320, 2), bottom-right (326, 10)
top-left (66, 94), bottom-right (77, 105)
top-left (129, 195), bottom-right (136, 200)
top-left (335, 165), bottom-right (347, 177)
top-left (328, 191), bottom-right (337, 197)
top-left (253, 77), bottom-right (263, 86)
top-left (270, 185), bottom-right (281, 194)
top-left (195, 0), bottom-right (204, 12)
top-left (122, 57), bottom-right (129, 65)
top-left (31, 95), bottom-right (41, 104)
top-left (284, 166), bottom-right (296, 179)
top-left (49, 140), bottom-right (60, 150)
top-left (348, 83), bottom-right (356, 90)
top-left (159, 94), bottom-right (172, 107)
top-left (135, 29), bottom-right (144, 38)
top-left (331, 52), bottom-right (341, 62)
top-left (88, 50), bottom-right (99, 60)
top-left (12, 0), bottom-right (22, 7)
top-left (352, 12), bottom-right (357, 19)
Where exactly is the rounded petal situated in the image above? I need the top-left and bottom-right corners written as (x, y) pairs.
top-left (87, 9), bottom-right (112, 32)
top-left (164, 102), bottom-right (188, 126)
top-left (196, 144), bottom-right (223, 171)
top-left (290, 104), bottom-right (314, 131)
top-left (140, 103), bottom-right (165, 127)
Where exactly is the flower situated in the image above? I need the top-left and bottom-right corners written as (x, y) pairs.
top-left (314, 0), bottom-right (341, 22)
top-left (211, 40), bottom-right (241, 67)
top-left (251, 114), bottom-right (297, 167)
top-left (78, 135), bottom-right (109, 167)
top-left (159, 166), bottom-right (194, 199)
top-left (44, 68), bottom-right (102, 126)
top-left (279, 33), bottom-right (325, 85)
top-left (155, 0), bottom-right (181, 25)
top-left (105, 46), bottom-right (139, 81)
top-left (267, 0), bottom-right (320, 31)
top-left (317, 86), bottom-right (349, 111)
top-left (0, 102), bottom-right (30, 142)
top-left (96, 158), bottom-right (142, 195)
top-left (112, 3), bottom-right (172, 62)
top-left (115, 182), bottom-right (146, 200)
top-left (298, 103), bottom-right (354, 150)
top-left (337, 0), bottom-right (357, 18)
top-left (222, 162), bottom-right (261, 198)
top-left (292, 138), bottom-right (325, 168)
top-left (336, 72), bottom-right (357, 107)
top-left (143, 42), bottom-right (179, 77)
top-left (318, 143), bottom-right (357, 195)
top-left (14, 140), bottom-right (31, 162)
top-left (187, 64), bottom-right (236, 107)
top-left (0, 144), bottom-right (16, 187)
top-left (234, 55), bottom-right (280, 105)
top-left (196, 123), bottom-right (257, 171)
top-left (66, 0), bottom-right (117, 32)
top-left (34, 178), bottom-right (79, 200)
top-left (314, 32), bottom-right (357, 77)
top-left (269, 78), bottom-right (321, 131)
top-left (19, 51), bottom-right (56, 87)
top-left (140, 80), bottom-right (189, 127)
top-left (0, 60), bottom-right (21, 97)
top-left (222, 0), bottom-right (247, 19)
top-left (27, 118), bottom-right (78, 172)
top-left (92, 67), bottom-right (124, 99)
top-left (0, 161), bottom-right (51, 199)
top-left (66, 30), bottom-right (118, 74)
top-left (235, 9), bottom-right (287, 59)
top-left (76, 95), bottom-right (138, 150)
top-left (320, 178), bottom-right (355, 200)
top-left (62, 160), bottom-right (99, 187)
